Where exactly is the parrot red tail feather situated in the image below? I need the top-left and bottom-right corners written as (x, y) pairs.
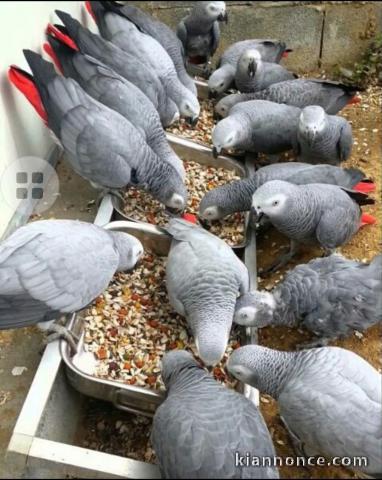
top-left (46, 23), bottom-right (78, 51)
top-left (43, 43), bottom-right (63, 74)
top-left (8, 66), bottom-right (48, 123)
top-left (360, 213), bottom-right (377, 228)
top-left (354, 181), bottom-right (376, 194)
top-left (348, 96), bottom-right (361, 105)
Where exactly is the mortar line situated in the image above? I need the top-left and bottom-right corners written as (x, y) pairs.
top-left (318, 7), bottom-right (327, 68)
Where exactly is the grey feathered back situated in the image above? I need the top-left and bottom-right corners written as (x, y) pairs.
top-left (0, 220), bottom-right (127, 329)
top-left (152, 351), bottom-right (279, 479)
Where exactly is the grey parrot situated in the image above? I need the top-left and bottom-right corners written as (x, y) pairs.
top-left (10, 51), bottom-right (187, 211)
top-left (228, 345), bottom-right (382, 477)
top-left (177, 1), bottom-right (228, 66)
top-left (251, 180), bottom-right (375, 272)
top-left (199, 162), bottom-right (372, 221)
top-left (53, 11), bottom-right (178, 127)
top-left (234, 254), bottom-right (382, 347)
top-left (87, 3), bottom-right (200, 125)
top-left (212, 100), bottom-right (301, 157)
top-left (165, 219), bottom-right (249, 366)
top-left (86, 1), bottom-right (197, 95)
top-left (214, 79), bottom-right (361, 118)
top-left (45, 33), bottom-right (185, 179)
top-left (296, 106), bottom-right (353, 165)
top-left (0, 219), bottom-right (143, 330)
top-left (152, 350), bottom-right (279, 479)
top-left (209, 39), bottom-right (291, 96)
top-left (235, 49), bottom-right (296, 93)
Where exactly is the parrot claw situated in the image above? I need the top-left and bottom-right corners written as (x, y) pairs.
top-left (40, 316), bottom-right (79, 354)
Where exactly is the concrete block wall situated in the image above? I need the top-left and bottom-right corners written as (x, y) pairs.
top-left (128, 1), bottom-right (382, 72)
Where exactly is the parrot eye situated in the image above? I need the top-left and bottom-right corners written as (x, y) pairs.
top-left (219, 82), bottom-right (224, 87)
top-left (272, 200), bottom-right (279, 207)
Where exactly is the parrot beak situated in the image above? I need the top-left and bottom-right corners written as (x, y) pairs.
top-left (248, 59), bottom-right (256, 78)
top-left (218, 11), bottom-right (228, 23)
top-left (209, 90), bottom-right (218, 99)
top-left (212, 146), bottom-right (220, 158)
top-left (187, 116), bottom-right (199, 127)
top-left (213, 110), bottom-right (221, 122)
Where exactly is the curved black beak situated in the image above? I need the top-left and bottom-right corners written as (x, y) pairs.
top-left (248, 59), bottom-right (256, 78)
top-left (187, 116), bottom-right (199, 127)
top-left (212, 147), bottom-right (219, 159)
top-left (218, 11), bottom-right (228, 23)
top-left (213, 110), bottom-right (221, 122)
top-left (209, 90), bottom-right (218, 99)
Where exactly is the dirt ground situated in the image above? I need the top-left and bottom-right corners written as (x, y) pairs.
top-left (256, 86), bottom-right (382, 479)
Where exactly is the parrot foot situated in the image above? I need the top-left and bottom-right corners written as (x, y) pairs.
top-left (41, 316), bottom-right (79, 353)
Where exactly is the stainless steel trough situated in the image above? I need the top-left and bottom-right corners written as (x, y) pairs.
top-left (112, 133), bottom-right (250, 249)
top-left (61, 216), bottom-right (258, 417)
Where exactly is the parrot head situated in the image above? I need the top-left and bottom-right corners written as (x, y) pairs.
top-left (208, 68), bottom-right (233, 96)
top-left (110, 232), bottom-right (144, 272)
top-left (251, 180), bottom-right (297, 221)
top-left (299, 106), bottom-right (328, 143)
top-left (179, 94), bottom-right (200, 126)
top-left (199, 186), bottom-right (232, 220)
top-left (205, 2), bottom-right (228, 22)
top-left (239, 49), bottom-right (262, 78)
top-left (161, 350), bottom-right (201, 387)
top-left (212, 117), bottom-right (240, 155)
top-left (234, 291), bottom-right (276, 327)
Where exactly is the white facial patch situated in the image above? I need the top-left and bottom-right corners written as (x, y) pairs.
top-left (300, 106), bottom-right (326, 132)
top-left (235, 306), bottom-right (257, 326)
top-left (202, 206), bottom-right (219, 220)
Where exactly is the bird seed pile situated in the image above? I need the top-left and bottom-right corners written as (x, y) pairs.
top-left (122, 160), bottom-right (245, 246)
top-left (167, 99), bottom-right (215, 145)
top-left (83, 252), bottom-right (241, 391)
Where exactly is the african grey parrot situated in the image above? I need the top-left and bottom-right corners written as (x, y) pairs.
top-left (152, 350), bottom-right (279, 479)
top-left (87, 3), bottom-right (200, 125)
top-left (177, 1), bottom-right (228, 66)
top-left (296, 106), bottom-right (353, 165)
top-left (212, 100), bottom-right (301, 157)
top-left (165, 219), bottom-right (249, 366)
top-left (199, 162), bottom-right (372, 221)
top-left (208, 39), bottom-right (291, 96)
top-left (86, 1), bottom-right (197, 96)
top-left (214, 79), bottom-right (361, 118)
top-left (228, 345), bottom-right (382, 477)
top-left (251, 180), bottom-right (375, 272)
top-left (10, 51), bottom-right (187, 211)
top-left (235, 49), bottom-right (296, 93)
top-left (53, 11), bottom-right (178, 127)
top-left (45, 33), bottom-right (185, 179)
top-left (0, 219), bottom-right (143, 343)
top-left (234, 254), bottom-right (382, 348)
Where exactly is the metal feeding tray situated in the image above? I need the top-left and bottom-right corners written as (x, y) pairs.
top-left (61, 213), bottom-right (259, 417)
top-left (112, 134), bottom-right (251, 249)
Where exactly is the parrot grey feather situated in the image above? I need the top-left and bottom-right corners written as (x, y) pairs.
top-left (152, 351), bottom-right (279, 479)
top-left (165, 219), bottom-right (249, 366)
top-left (89, 8), bottom-right (199, 122)
top-left (55, 10), bottom-right (178, 127)
top-left (0, 220), bottom-right (143, 329)
top-left (212, 100), bottom-right (301, 155)
top-left (90, 1), bottom-right (197, 95)
top-left (228, 345), bottom-right (382, 477)
top-left (47, 40), bottom-right (185, 178)
top-left (199, 163), bottom-right (367, 220)
top-left (214, 79), bottom-right (360, 118)
top-left (251, 181), bottom-right (364, 251)
top-left (177, 2), bottom-right (226, 63)
top-left (23, 51), bottom-right (187, 208)
top-left (235, 50), bottom-right (295, 93)
top-left (234, 254), bottom-right (382, 342)
top-left (297, 106), bottom-right (353, 165)
top-left (209, 39), bottom-right (290, 95)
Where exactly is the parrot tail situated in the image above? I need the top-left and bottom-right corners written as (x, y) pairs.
top-left (360, 213), bottom-right (377, 228)
top-left (8, 64), bottom-right (48, 123)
